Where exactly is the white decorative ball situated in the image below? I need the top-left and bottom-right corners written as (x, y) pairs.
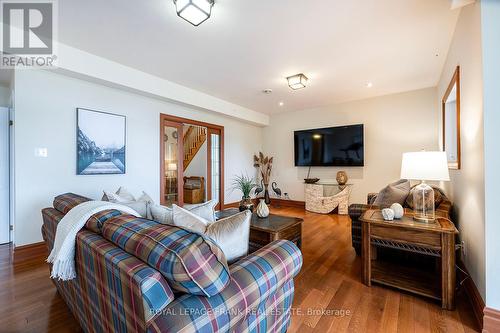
top-left (382, 208), bottom-right (395, 221)
top-left (390, 203), bottom-right (404, 219)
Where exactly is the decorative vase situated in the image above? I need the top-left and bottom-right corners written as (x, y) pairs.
top-left (239, 197), bottom-right (254, 212)
top-left (336, 171), bottom-right (348, 186)
top-left (256, 199), bottom-right (270, 218)
top-left (263, 184), bottom-right (271, 205)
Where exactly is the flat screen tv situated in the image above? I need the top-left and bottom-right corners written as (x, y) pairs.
top-left (294, 124), bottom-right (364, 166)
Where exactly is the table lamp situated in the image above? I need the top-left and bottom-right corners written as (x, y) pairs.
top-left (400, 151), bottom-right (450, 222)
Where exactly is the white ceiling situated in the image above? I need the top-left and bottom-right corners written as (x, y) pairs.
top-left (58, 0), bottom-right (459, 115)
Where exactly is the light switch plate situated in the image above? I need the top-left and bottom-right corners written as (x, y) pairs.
top-left (35, 148), bottom-right (48, 157)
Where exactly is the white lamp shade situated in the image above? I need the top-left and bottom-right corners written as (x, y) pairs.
top-left (400, 151), bottom-right (450, 181)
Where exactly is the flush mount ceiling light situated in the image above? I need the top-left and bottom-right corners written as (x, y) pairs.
top-left (174, 0), bottom-right (214, 26)
top-left (287, 73), bottom-right (308, 90)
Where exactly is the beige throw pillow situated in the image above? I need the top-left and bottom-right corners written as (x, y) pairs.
top-left (372, 179), bottom-right (411, 208)
top-left (151, 201), bottom-right (216, 225)
top-left (172, 205), bottom-right (251, 262)
top-left (150, 204), bottom-right (173, 224)
top-left (116, 187), bottom-right (136, 201)
top-left (103, 189), bottom-right (154, 219)
top-left (172, 205), bottom-right (209, 234)
top-left (183, 200), bottom-right (217, 222)
top-left (205, 211), bottom-right (251, 263)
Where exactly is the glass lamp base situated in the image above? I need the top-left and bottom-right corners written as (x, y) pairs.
top-left (413, 215), bottom-right (435, 223)
top-left (412, 181), bottom-right (435, 223)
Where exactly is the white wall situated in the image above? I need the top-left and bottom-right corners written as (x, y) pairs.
top-left (13, 70), bottom-right (263, 246)
top-left (0, 85), bottom-right (11, 106)
top-left (0, 85), bottom-right (11, 244)
top-left (0, 107), bottom-right (9, 244)
top-left (262, 88), bottom-right (438, 204)
top-left (437, 2), bottom-right (485, 300)
top-left (481, 0), bottom-right (500, 311)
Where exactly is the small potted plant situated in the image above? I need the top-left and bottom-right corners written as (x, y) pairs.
top-left (231, 174), bottom-right (257, 212)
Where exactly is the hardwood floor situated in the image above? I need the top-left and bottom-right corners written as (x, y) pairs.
top-left (0, 207), bottom-right (479, 333)
top-left (0, 244), bottom-right (81, 333)
top-left (277, 207), bottom-right (479, 333)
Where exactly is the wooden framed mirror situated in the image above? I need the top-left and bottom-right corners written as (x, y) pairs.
top-left (442, 66), bottom-right (461, 170)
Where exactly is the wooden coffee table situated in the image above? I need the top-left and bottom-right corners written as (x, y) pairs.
top-left (249, 213), bottom-right (303, 252)
top-left (217, 209), bottom-right (303, 252)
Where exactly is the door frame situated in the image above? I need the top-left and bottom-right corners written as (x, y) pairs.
top-left (160, 114), bottom-right (224, 209)
top-left (206, 127), bottom-right (223, 210)
top-left (160, 119), bottom-right (184, 206)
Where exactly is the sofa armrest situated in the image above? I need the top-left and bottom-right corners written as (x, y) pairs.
top-left (367, 192), bottom-right (378, 205)
top-left (436, 198), bottom-right (452, 219)
top-left (147, 240), bottom-right (303, 333)
top-left (349, 203), bottom-right (376, 221)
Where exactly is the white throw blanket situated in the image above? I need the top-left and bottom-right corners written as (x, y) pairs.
top-left (47, 201), bottom-right (140, 281)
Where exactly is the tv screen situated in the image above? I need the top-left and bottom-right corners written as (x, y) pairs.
top-left (294, 124), bottom-right (364, 166)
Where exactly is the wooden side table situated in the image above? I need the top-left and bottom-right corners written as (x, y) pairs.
top-left (360, 209), bottom-right (458, 310)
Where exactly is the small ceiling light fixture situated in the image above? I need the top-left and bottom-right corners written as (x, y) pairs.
top-left (366, 82), bottom-right (373, 88)
top-left (174, 0), bottom-right (214, 26)
top-left (287, 73), bottom-right (308, 90)
top-left (279, 101), bottom-right (284, 106)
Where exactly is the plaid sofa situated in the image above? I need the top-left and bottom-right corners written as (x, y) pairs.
top-left (349, 191), bottom-right (452, 255)
top-left (42, 193), bottom-right (302, 333)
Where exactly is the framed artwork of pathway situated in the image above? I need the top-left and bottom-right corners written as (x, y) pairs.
top-left (76, 108), bottom-right (126, 175)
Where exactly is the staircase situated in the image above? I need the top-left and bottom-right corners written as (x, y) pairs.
top-left (183, 126), bottom-right (207, 171)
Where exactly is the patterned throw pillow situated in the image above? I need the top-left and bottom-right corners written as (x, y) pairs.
top-left (372, 179), bottom-right (411, 208)
top-left (101, 216), bottom-right (230, 297)
top-left (405, 186), bottom-right (444, 209)
top-left (53, 193), bottom-right (91, 214)
top-left (85, 209), bottom-right (124, 233)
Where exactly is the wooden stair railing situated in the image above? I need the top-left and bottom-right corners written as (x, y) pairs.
top-left (183, 126), bottom-right (207, 171)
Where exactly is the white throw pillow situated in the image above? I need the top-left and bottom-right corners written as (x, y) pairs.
top-left (103, 190), bottom-right (130, 203)
top-left (151, 202), bottom-right (211, 226)
top-left (150, 204), bottom-right (173, 225)
top-left (205, 211), bottom-right (251, 263)
top-left (172, 205), bottom-right (209, 234)
top-left (120, 201), bottom-right (149, 218)
top-left (137, 192), bottom-right (155, 219)
top-left (183, 200), bottom-right (217, 222)
top-left (137, 191), bottom-right (154, 204)
top-left (116, 187), bottom-right (136, 201)
top-left (103, 189), bottom-right (155, 219)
